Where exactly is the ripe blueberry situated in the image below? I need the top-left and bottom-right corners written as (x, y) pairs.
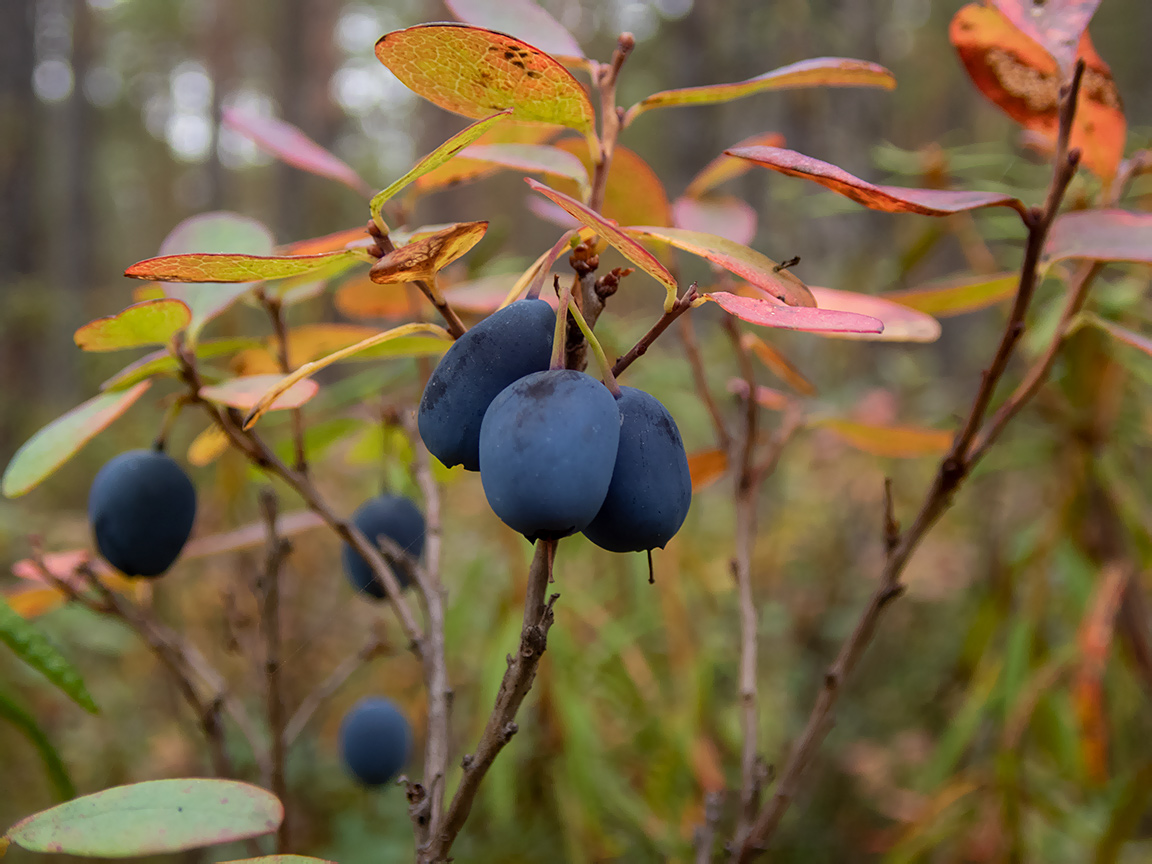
top-left (418, 299), bottom-right (555, 471)
top-left (342, 494), bottom-right (425, 599)
top-left (339, 697), bottom-right (412, 787)
top-left (582, 387), bottom-right (692, 553)
top-left (479, 369), bottom-right (621, 541)
top-left (87, 449), bottom-right (197, 578)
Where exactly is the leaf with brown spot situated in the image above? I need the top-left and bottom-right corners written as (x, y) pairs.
top-left (739, 332), bottom-right (816, 396)
top-left (684, 132), bottom-right (785, 198)
top-left (807, 286), bottom-right (941, 343)
top-left (728, 145), bottom-right (1027, 217)
top-left (1042, 209), bottom-right (1152, 265)
top-left (704, 292), bottom-right (883, 335)
top-left (624, 57), bottom-right (895, 126)
top-left (74, 300), bottom-right (191, 352)
top-left (814, 418), bottom-right (954, 458)
top-left (369, 222), bottom-right (488, 284)
top-left (990, 0), bottom-right (1102, 76)
top-left (200, 375), bottom-right (319, 412)
top-left (950, 3), bottom-right (1125, 182)
top-left (376, 24), bottom-right (594, 132)
top-left (883, 272), bottom-right (1018, 318)
top-left (672, 195), bottom-right (757, 246)
top-left (687, 449), bottom-right (728, 492)
top-left (445, 0), bottom-right (585, 63)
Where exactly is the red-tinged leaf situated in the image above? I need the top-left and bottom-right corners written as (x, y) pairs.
top-left (334, 276), bottom-right (425, 321)
top-left (950, 4), bottom-right (1125, 182)
top-left (375, 24), bottom-right (594, 132)
top-left (369, 221), bottom-right (488, 284)
top-left (101, 338), bottom-right (258, 391)
top-left (990, 0), bottom-right (1102, 76)
top-left (552, 141), bottom-right (673, 229)
top-left (278, 227), bottom-right (370, 256)
top-left (74, 299), bottom-right (191, 352)
top-left (200, 375), bottom-right (318, 412)
top-left (624, 57), bottom-right (895, 126)
top-left (125, 250), bottom-right (358, 284)
top-left (411, 121), bottom-right (561, 195)
top-left (11, 552), bottom-right (115, 587)
top-left (222, 107), bottom-right (370, 195)
top-left (706, 291), bottom-right (882, 334)
top-left (624, 225), bottom-right (814, 307)
top-left (814, 418), bottom-right (954, 458)
top-left (445, 0), bottom-right (585, 62)
top-left (739, 332), bottom-right (816, 395)
top-left (456, 143), bottom-right (589, 192)
top-left (726, 379), bottom-right (792, 411)
top-left (672, 195), bottom-right (757, 246)
top-left (2, 382), bottom-right (151, 498)
top-left (370, 111), bottom-right (512, 216)
top-left (687, 448), bottom-right (728, 492)
top-left (1074, 563), bottom-right (1126, 785)
top-left (526, 179), bottom-right (679, 309)
top-left (883, 272), bottom-right (1018, 318)
top-left (1042, 209), bottom-right (1152, 265)
top-left (808, 286), bottom-right (941, 342)
top-left (6, 779), bottom-right (282, 856)
top-left (684, 131), bottom-right (785, 198)
top-left (728, 145), bottom-right (1027, 217)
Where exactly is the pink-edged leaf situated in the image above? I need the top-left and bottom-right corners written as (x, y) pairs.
top-left (2, 382), bottom-right (151, 498)
top-left (883, 272), bottom-right (1018, 318)
top-left (726, 379), bottom-right (792, 410)
top-left (457, 143), bottom-right (589, 191)
top-left (727, 146), bottom-right (1026, 217)
top-left (624, 58), bottom-right (895, 126)
top-left (223, 107), bottom-right (370, 195)
top-left (200, 375), bottom-right (318, 412)
top-left (125, 250), bottom-right (358, 284)
top-left (807, 286), bottom-right (941, 342)
top-left (624, 225), bottom-right (815, 307)
top-left (814, 418), bottom-right (954, 458)
top-left (1042, 210), bottom-right (1152, 265)
top-left (672, 195), bottom-right (758, 246)
top-left (278, 226), bottom-right (370, 256)
top-left (705, 291), bottom-right (883, 334)
top-left (685, 131), bottom-right (785, 198)
top-left (445, 0), bottom-right (585, 62)
top-left (990, 0), bottom-right (1102, 75)
top-left (526, 193), bottom-right (580, 229)
top-left (74, 300), bottom-right (191, 352)
top-left (525, 178), bottom-right (678, 309)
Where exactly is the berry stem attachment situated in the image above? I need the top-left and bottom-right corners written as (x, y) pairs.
top-left (567, 296), bottom-right (621, 397)
top-left (550, 276), bottom-right (574, 371)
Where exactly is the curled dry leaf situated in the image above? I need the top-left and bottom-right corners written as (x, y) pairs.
top-left (728, 145), bottom-right (1027, 217)
top-left (74, 299), bottom-right (191, 352)
top-left (369, 222), bottom-right (489, 284)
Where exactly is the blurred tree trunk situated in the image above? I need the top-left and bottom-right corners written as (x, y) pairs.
top-left (205, 0), bottom-right (237, 212)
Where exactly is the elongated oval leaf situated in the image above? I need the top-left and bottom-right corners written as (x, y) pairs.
top-left (883, 272), bottom-right (1018, 317)
top-left (740, 332), bottom-right (816, 395)
top-left (807, 286), bottom-right (941, 342)
top-left (0, 596), bottom-right (98, 713)
top-left (1086, 316), bottom-right (1152, 360)
top-left (411, 121), bottom-right (562, 195)
top-left (625, 225), bottom-right (815, 307)
top-left (672, 195), bottom-right (757, 246)
top-left (187, 424), bottom-right (230, 467)
top-left (684, 131), bottom-right (785, 198)
top-left (370, 111), bottom-right (512, 217)
top-left (1042, 209), bottom-right (1152, 265)
top-left (4, 587), bottom-right (68, 619)
top-left (279, 226), bottom-right (370, 256)
top-left (445, 0), bottom-right (585, 62)
top-left (525, 178), bottom-right (678, 309)
top-left (369, 221), bottom-right (488, 284)
top-left (200, 375), bottom-right (318, 412)
top-left (243, 323), bottom-right (453, 428)
top-left (125, 250), bottom-right (358, 284)
top-left (222, 858), bottom-right (335, 864)
top-left (2, 382), bottom-right (151, 498)
top-left (102, 338), bottom-right (259, 391)
top-left (0, 689), bottom-right (74, 801)
top-left (624, 57), bottom-right (895, 125)
top-left (376, 24), bottom-right (594, 132)
top-left (75, 300), bottom-right (191, 352)
top-left (222, 108), bottom-right (371, 195)
top-left (687, 448), bottom-right (728, 492)
top-left (814, 418), bottom-right (954, 458)
top-left (990, 0), bottom-right (1102, 75)
top-left (334, 277), bottom-right (424, 321)
top-left (457, 143), bottom-right (589, 192)
top-left (6, 779), bottom-right (282, 856)
top-left (705, 291), bottom-right (883, 334)
top-left (728, 145), bottom-right (1027, 217)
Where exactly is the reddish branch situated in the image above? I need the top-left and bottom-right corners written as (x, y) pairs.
top-left (612, 284), bottom-right (699, 378)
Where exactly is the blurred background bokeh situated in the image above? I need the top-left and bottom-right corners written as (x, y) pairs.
top-left (3, 1), bottom-right (1152, 862)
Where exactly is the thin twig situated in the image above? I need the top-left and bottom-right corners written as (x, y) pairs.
top-left (587, 33), bottom-right (635, 213)
top-left (258, 289), bottom-right (308, 474)
top-left (694, 791), bottom-right (724, 864)
top-left (681, 313), bottom-right (731, 452)
top-left (418, 541), bottom-right (558, 864)
top-left (611, 284), bottom-right (699, 378)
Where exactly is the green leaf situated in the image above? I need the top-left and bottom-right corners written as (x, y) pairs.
top-left (74, 300), bottom-right (192, 352)
top-left (5, 778), bottom-right (282, 856)
top-left (2, 381), bottom-right (151, 498)
top-left (884, 272), bottom-right (1018, 317)
top-left (0, 689), bottom-right (75, 801)
top-left (0, 596), bottom-right (98, 713)
top-left (376, 24), bottom-right (594, 131)
top-left (124, 250), bottom-right (359, 284)
top-left (369, 111), bottom-right (512, 220)
top-left (101, 338), bottom-right (261, 391)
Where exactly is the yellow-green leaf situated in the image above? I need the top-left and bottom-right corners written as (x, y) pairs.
top-left (375, 24), bottom-right (594, 132)
top-left (2, 382), bottom-right (151, 498)
top-left (124, 250), bottom-right (359, 284)
top-left (74, 300), bottom-right (191, 352)
top-left (0, 595), bottom-right (98, 713)
top-left (101, 338), bottom-right (259, 391)
top-left (884, 272), bottom-right (1018, 318)
top-left (814, 417), bottom-right (954, 458)
top-left (624, 57), bottom-right (895, 126)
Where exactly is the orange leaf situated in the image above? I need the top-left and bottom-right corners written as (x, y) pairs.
top-left (950, 4), bottom-right (1124, 182)
top-left (690, 737), bottom-right (726, 794)
top-left (200, 375), bottom-right (319, 412)
top-left (3, 586), bottom-right (68, 619)
top-left (687, 449), bottom-right (728, 492)
top-left (726, 379), bottom-right (792, 411)
top-left (990, 0), bottom-right (1102, 76)
top-left (335, 276), bottom-right (425, 321)
top-left (815, 418), bottom-right (953, 458)
top-left (278, 226), bottom-right (370, 256)
top-left (739, 332), bottom-right (816, 396)
top-left (375, 24), bottom-right (594, 132)
top-left (728, 144), bottom-right (1027, 217)
top-left (369, 222), bottom-right (488, 284)
top-left (187, 425), bottom-right (230, 467)
top-left (1074, 563), bottom-right (1126, 785)
top-left (685, 131), bottom-right (785, 198)
top-left (552, 140), bottom-right (673, 228)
